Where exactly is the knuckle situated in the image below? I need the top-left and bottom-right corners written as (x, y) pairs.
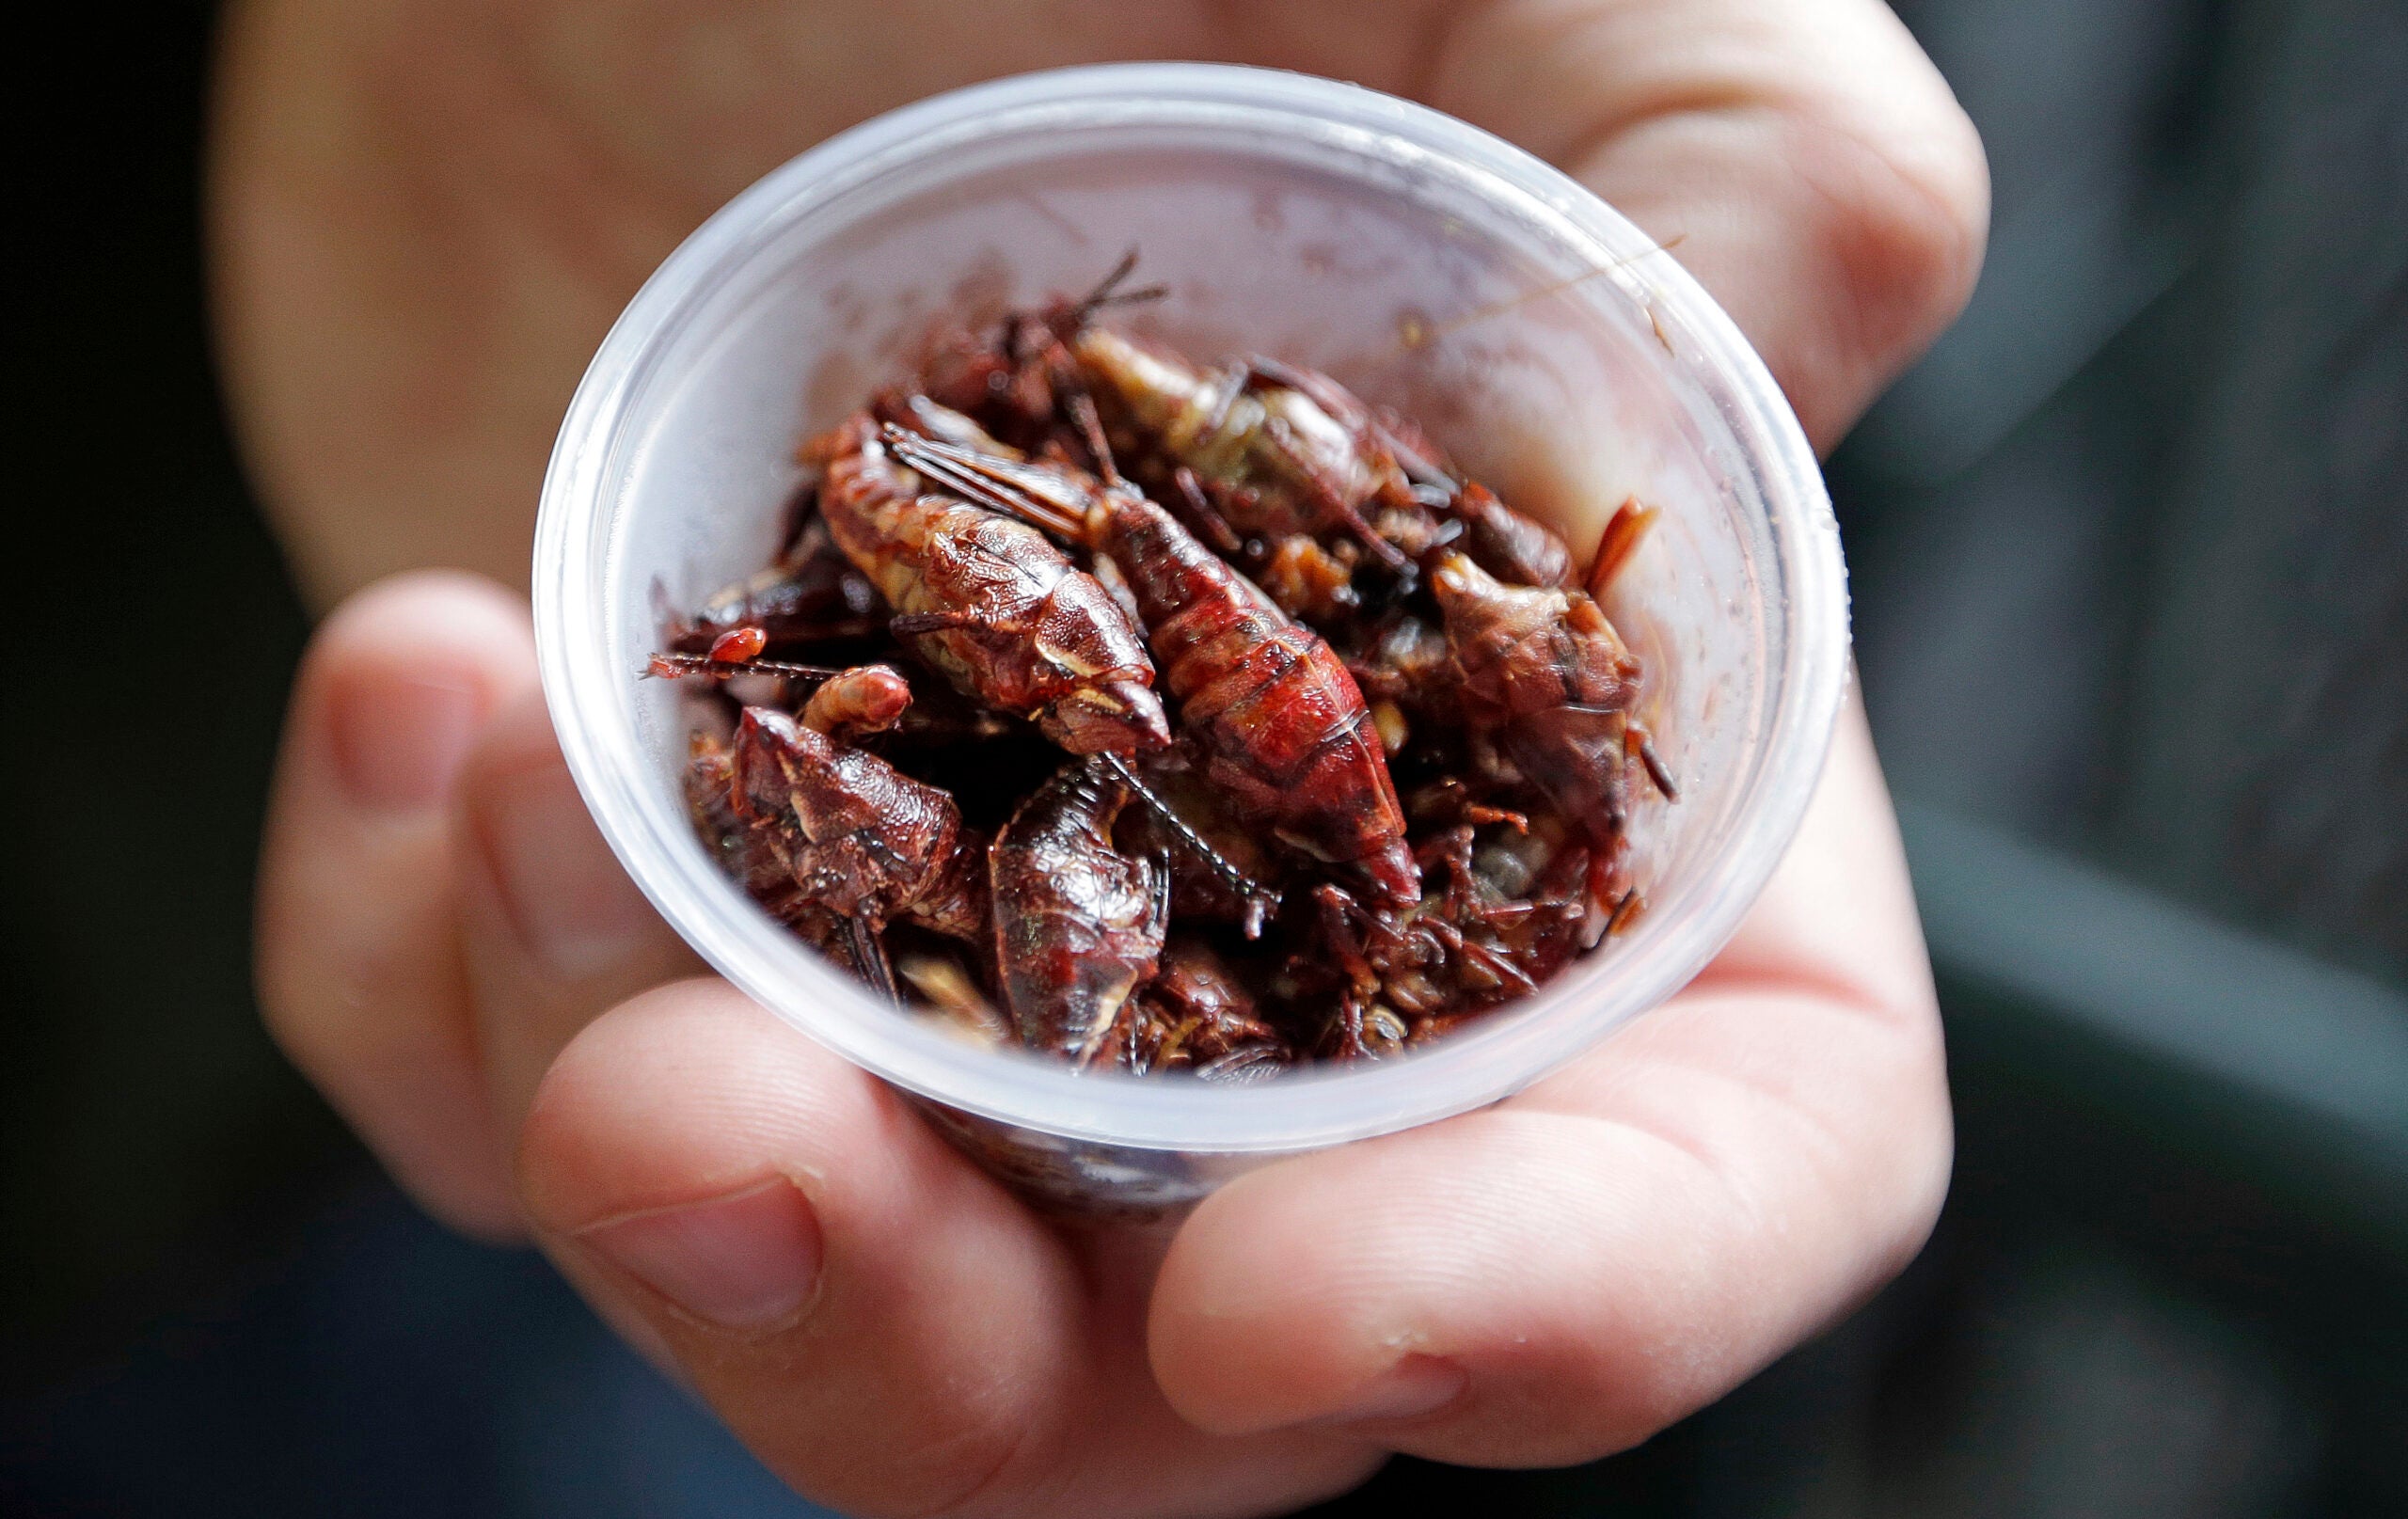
top-left (1814, 103), bottom-right (1991, 362)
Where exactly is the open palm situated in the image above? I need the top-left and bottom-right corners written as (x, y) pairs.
top-left (223, 2), bottom-right (1988, 1513)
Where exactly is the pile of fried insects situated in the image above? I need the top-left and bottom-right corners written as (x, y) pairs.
top-left (651, 257), bottom-right (1673, 1081)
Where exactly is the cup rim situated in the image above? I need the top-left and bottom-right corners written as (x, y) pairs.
top-left (535, 60), bottom-right (1849, 1154)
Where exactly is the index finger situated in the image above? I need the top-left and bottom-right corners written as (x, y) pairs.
top-left (1431, 0), bottom-right (1988, 447)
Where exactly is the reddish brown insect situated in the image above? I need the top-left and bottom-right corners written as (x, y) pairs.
top-left (1427, 550), bottom-right (1672, 844)
top-left (1109, 938), bottom-right (1290, 1081)
top-left (1070, 317), bottom-right (1580, 593)
top-left (658, 288), bottom-right (1675, 1079)
top-left (682, 731), bottom-right (839, 944)
top-left (917, 250), bottom-right (1170, 449)
top-left (664, 518), bottom-right (887, 656)
top-left (814, 411), bottom-right (1170, 756)
top-left (989, 757), bottom-right (1167, 1065)
top-left (884, 422), bottom-right (1423, 908)
top-left (730, 704), bottom-right (989, 1000)
top-left (1067, 327), bottom-right (1412, 572)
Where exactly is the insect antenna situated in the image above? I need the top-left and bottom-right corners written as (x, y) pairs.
top-left (1220, 357), bottom-right (1415, 578)
top-left (879, 424), bottom-right (1088, 540)
top-left (1062, 247), bottom-right (1168, 328)
top-left (1098, 752), bottom-right (1282, 938)
top-left (645, 651), bottom-right (851, 682)
top-left (1436, 926), bottom-right (1539, 996)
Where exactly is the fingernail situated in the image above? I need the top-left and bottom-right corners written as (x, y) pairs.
top-left (472, 759), bottom-right (658, 977)
top-left (1318, 1354), bottom-right (1466, 1426)
top-left (328, 672), bottom-right (481, 811)
top-left (578, 1179), bottom-right (823, 1334)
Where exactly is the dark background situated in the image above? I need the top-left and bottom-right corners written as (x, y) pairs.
top-left (7, 1), bottom-right (2406, 1513)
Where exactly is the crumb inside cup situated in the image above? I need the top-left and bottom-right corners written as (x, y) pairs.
top-left (650, 259), bottom-right (1673, 1079)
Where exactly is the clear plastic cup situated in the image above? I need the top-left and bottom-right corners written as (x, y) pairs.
top-left (535, 62), bottom-right (1848, 1215)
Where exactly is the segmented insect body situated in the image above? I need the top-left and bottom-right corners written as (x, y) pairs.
top-left (732, 705), bottom-right (988, 942)
top-left (816, 413), bottom-right (1170, 756)
top-left (682, 732), bottom-right (837, 941)
top-left (1114, 938), bottom-right (1290, 1080)
top-left (1138, 532), bottom-right (1420, 907)
top-left (1427, 551), bottom-right (1651, 841)
top-left (885, 428), bottom-right (1422, 908)
top-left (1071, 326), bottom-right (1582, 593)
top-left (990, 758), bottom-right (1166, 1064)
top-left (1069, 328), bottom-right (1411, 574)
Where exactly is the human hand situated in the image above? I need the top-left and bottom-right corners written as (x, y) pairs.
top-left (236, 2), bottom-right (1984, 1513)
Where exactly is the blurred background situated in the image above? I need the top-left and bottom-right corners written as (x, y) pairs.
top-left (5, 0), bottom-right (2404, 1513)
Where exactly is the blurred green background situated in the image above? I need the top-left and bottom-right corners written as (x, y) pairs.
top-left (6, 1), bottom-right (2405, 1513)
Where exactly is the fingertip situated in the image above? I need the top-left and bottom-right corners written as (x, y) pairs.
top-left (1793, 102), bottom-right (1989, 416)
top-left (516, 976), bottom-right (1042, 1291)
top-left (1149, 1131), bottom-right (1480, 1441)
top-left (293, 570), bottom-right (537, 813)
top-left (306, 569), bottom-right (535, 704)
top-left (1150, 1107), bottom-right (1827, 1465)
top-left (518, 979), bottom-right (848, 1236)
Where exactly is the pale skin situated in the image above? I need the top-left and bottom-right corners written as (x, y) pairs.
top-left (223, 4), bottom-right (1987, 1514)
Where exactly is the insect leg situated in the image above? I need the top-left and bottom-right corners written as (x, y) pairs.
top-left (1629, 726), bottom-right (1680, 801)
top-left (1170, 466), bottom-right (1245, 556)
top-left (1313, 884), bottom-right (1380, 1000)
top-left (1228, 358), bottom-right (1416, 578)
top-left (847, 913), bottom-right (901, 1007)
top-left (1587, 497), bottom-right (1659, 599)
top-left (1064, 390), bottom-right (1124, 486)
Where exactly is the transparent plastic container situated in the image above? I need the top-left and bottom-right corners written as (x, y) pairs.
top-left (535, 62), bottom-right (1848, 1216)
